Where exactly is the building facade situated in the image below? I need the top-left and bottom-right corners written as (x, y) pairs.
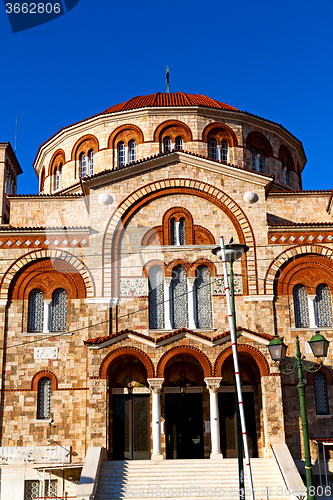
top-left (0, 93), bottom-right (332, 498)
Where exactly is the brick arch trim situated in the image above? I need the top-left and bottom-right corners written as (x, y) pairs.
top-left (246, 131), bottom-right (273, 158)
top-left (40, 167), bottom-right (46, 192)
top-left (0, 249), bottom-right (95, 300)
top-left (32, 370), bottom-right (58, 391)
top-left (102, 179), bottom-right (257, 297)
top-left (156, 345), bottom-right (213, 378)
top-left (165, 259), bottom-right (191, 277)
top-left (142, 259), bottom-right (166, 278)
top-left (264, 245), bottom-right (333, 295)
top-left (48, 149), bottom-right (66, 176)
top-left (214, 344), bottom-right (270, 378)
top-left (71, 134), bottom-right (100, 161)
top-left (153, 120), bottom-right (193, 143)
top-left (202, 122), bottom-right (238, 147)
top-left (99, 346), bottom-right (155, 379)
top-left (307, 366), bottom-right (333, 386)
top-left (190, 258), bottom-right (217, 277)
top-left (108, 124), bottom-right (144, 149)
top-left (279, 145), bottom-right (295, 172)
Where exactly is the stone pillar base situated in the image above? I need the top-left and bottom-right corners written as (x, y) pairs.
top-left (151, 453), bottom-right (164, 460)
top-left (210, 452), bottom-right (223, 459)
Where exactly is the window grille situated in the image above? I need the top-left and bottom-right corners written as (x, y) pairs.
top-left (293, 284), bottom-right (309, 328)
top-left (24, 480), bottom-right (40, 500)
top-left (210, 139), bottom-right (217, 160)
top-left (316, 284), bottom-right (333, 327)
top-left (195, 265), bottom-right (212, 328)
top-left (80, 152), bottom-right (86, 177)
top-left (37, 377), bottom-right (52, 419)
top-left (118, 142), bottom-right (125, 167)
top-left (149, 266), bottom-right (164, 329)
top-left (172, 265), bottom-right (188, 328)
top-left (314, 372), bottom-right (330, 415)
top-left (259, 149), bottom-right (265, 173)
top-left (170, 217), bottom-right (176, 245)
top-left (179, 218), bottom-right (186, 245)
top-left (51, 288), bottom-right (67, 332)
top-left (163, 136), bottom-right (171, 153)
top-left (28, 289), bottom-right (44, 332)
top-left (221, 140), bottom-right (228, 162)
top-left (45, 479), bottom-right (58, 498)
top-left (175, 136), bottom-right (183, 150)
top-left (88, 150), bottom-right (94, 175)
top-left (129, 140), bottom-right (136, 163)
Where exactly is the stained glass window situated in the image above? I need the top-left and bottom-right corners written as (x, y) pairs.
top-left (210, 139), bottom-right (217, 160)
top-left (175, 136), bottom-right (183, 150)
top-left (316, 284), bottom-right (333, 327)
top-left (28, 289), bottom-right (44, 332)
top-left (293, 284), bottom-right (309, 328)
top-left (129, 140), bottom-right (136, 163)
top-left (149, 266), bottom-right (164, 329)
top-left (80, 152), bottom-right (86, 177)
top-left (172, 265), bottom-right (188, 328)
top-left (195, 265), bottom-right (212, 328)
top-left (179, 218), bottom-right (186, 245)
top-left (314, 372), bottom-right (329, 415)
top-left (88, 150), bottom-right (94, 175)
top-left (37, 377), bottom-right (52, 419)
top-left (51, 288), bottom-right (67, 332)
top-left (221, 140), bottom-right (228, 162)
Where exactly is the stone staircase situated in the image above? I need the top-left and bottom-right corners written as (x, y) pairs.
top-left (94, 458), bottom-right (292, 500)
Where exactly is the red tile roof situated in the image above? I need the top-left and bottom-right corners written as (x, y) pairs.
top-left (102, 92), bottom-right (239, 113)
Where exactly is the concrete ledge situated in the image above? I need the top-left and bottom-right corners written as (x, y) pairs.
top-left (76, 446), bottom-right (103, 500)
top-left (271, 443), bottom-right (307, 500)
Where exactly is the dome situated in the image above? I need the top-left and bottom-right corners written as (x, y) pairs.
top-left (102, 92), bottom-right (238, 114)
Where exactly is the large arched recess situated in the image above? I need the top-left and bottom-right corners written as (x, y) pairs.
top-left (156, 345), bottom-right (213, 378)
top-left (214, 344), bottom-right (270, 378)
top-left (99, 346), bottom-right (155, 379)
top-left (102, 178), bottom-right (258, 298)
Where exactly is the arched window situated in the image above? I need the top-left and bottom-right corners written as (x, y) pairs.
top-left (148, 266), bottom-right (164, 329)
top-left (37, 377), bottom-right (52, 419)
top-left (171, 265), bottom-right (188, 328)
top-left (251, 147), bottom-right (258, 171)
top-left (129, 140), bottom-right (136, 163)
top-left (88, 150), bottom-right (94, 176)
top-left (195, 265), bottom-right (212, 328)
top-left (28, 289), bottom-right (44, 333)
top-left (293, 284), bottom-right (309, 328)
top-left (170, 217), bottom-right (176, 245)
top-left (51, 289), bottom-right (67, 332)
top-left (163, 136), bottom-right (171, 153)
top-left (80, 152), bottom-right (86, 177)
top-left (118, 142), bottom-right (125, 167)
top-left (179, 217), bottom-right (185, 245)
top-left (221, 140), bottom-right (228, 162)
top-left (54, 164), bottom-right (61, 191)
top-left (170, 217), bottom-right (185, 245)
top-left (175, 136), bottom-right (183, 151)
top-left (210, 139), bottom-right (218, 160)
top-left (259, 150), bottom-right (265, 173)
top-left (316, 284), bottom-right (333, 327)
top-left (314, 372), bottom-right (330, 415)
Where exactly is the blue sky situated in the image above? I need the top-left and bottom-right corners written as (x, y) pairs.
top-left (1, 0), bottom-right (333, 194)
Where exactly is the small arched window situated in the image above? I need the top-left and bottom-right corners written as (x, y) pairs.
top-left (210, 139), bottom-right (218, 160)
top-left (179, 218), bottom-right (185, 245)
top-left (171, 265), bottom-right (188, 328)
top-left (175, 137), bottom-right (183, 151)
top-left (118, 142), bottom-right (125, 167)
top-left (129, 140), bottom-right (136, 163)
top-left (55, 164), bottom-right (62, 191)
top-left (195, 265), bottom-right (212, 328)
top-left (88, 150), bottom-right (94, 176)
top-left (221, 140), bottom-right (228, 162)
top-left (80, 152), bottom-right (86, 177)
top-left (314, 372), bottom-right (330, 415)
top-left (148, 266), bottom-right (164, 329)
top-left (293, 284), bottom-right (309, 328)
top-left (28, 289), bottom-right (44, 333)
top-left (251, 147), bottom-right (258, 171)
top-left (316, 284), bottom-right (333, 327)
top-left (259, 150), bottom-right (265, 173)
top-left (170, 217), bottom-right (186, 245)
top-left (37, 377), bottom-right (52, 419)
top-left (163, 137), bottom-right (171, 153)
top-left (51, 289), bottom-right (67, 332)
top-left (170, 217), bottom-right (176, 245)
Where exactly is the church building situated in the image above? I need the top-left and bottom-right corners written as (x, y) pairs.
top-left (0, 92), bottom-right (331, 499)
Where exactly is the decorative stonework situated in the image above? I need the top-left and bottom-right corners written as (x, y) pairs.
top-left (212, 275), bottom-right (242, 295)
top-left (269, 231), bottom-right (333, 245)
top-left (120, 278), bottom-right (148, 296)
top-left (0, 233), bottom-right (88, 249)
top-left (34, 347), bottom-right (58, 360)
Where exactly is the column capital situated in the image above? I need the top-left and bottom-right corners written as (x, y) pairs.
top-left (187, 277), bottom-right (196, 285)
top-left (148, 378), bottom-right (164, 393)
top-left (307, 295), bottom-right (316, 301)
top-left (205, 377), bottom-right (222, 393)
top-left (164, 277), bottom-right (172, 286)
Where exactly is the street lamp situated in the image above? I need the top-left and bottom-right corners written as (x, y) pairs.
top-left (212, 240), bottom-right (249, 500)
top-left (268, 331), bottom-right (330, 500)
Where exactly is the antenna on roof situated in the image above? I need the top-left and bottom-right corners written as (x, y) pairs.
top-left (15, 117), bottom-right (18, 153)
top-left (166, 66), bottom-right (170, 94)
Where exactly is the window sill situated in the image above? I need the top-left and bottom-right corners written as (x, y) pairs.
top-left (140, 244), bottom-right (217, 252)
top-left (22, 331), bottom-right (66, 337)
top-left (315, 415), bottom-right (332, 419)
top-left (148, 328), bottom-right (216, 334)
top-left (290, 327), bottom-right (333, 331)
top-left (35, 419), bottom-right (52, 423)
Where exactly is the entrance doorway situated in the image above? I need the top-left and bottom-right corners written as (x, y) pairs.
top-left (113, 394), bottom-right (150, 460)
top-left (165, 393), bottom-right (204, 459)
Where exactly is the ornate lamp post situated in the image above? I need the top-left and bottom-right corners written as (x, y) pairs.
top-left (212, 239), bottom-right (250, 500)
top-left (268, 331), bottom-right (329, 500)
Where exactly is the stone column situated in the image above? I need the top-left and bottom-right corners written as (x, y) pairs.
top-left (164, 278), bottom-right (172, 330)
top-left (187, 277), bottom-right (197, 330)
top-left (205, 377), bottom-right (223, 459)
top-left (148, 378), bottom-right (164, 460)
top-left (307, 295), bottom-right (318, 328)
